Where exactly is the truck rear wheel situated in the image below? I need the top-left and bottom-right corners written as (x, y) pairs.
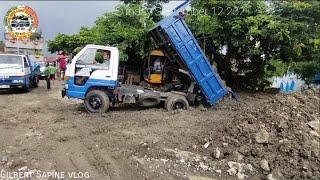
top-left (165, 94), bottom-right (189, 112)
top-left (84, 90), bottom-right (110, 113)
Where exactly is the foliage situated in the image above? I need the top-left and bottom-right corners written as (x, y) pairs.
top-left (293, 60), bottom-right (320, 84)
top-left (187, 0), bottom-right (319, 89)
top-left (48, 34), bottom-right (75, 53)
top-left (30, 32), bottom-right (42, 41)
top-left (264, 59), bottom-right (288, 78)
top-left (48, 4), bottom-right (155, 66)
top-left (94, 4), bottom-right (155, 62)
top-left (274, 0), bottom-right (320, 84)
top-left (48, 0), bottom-right (319, 89)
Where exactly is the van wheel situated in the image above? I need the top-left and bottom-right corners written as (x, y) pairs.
top-left (23, 85), bottom-right (30, 92)
top-left (23, 81), bottom-right (31, 92)
top-left (33, 75), bottom-right (39, 87)
top-left (84, 90), bottom-right (110, 113)
top-left (165, 94), bottom-right (189, 112)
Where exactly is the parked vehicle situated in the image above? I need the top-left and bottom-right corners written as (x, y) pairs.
top-left (0, 54), bottom-right (40, 92)
top-left (62, 0), bottom-right (231, 113)
top-left (38, 61), bottom-right (47, 80)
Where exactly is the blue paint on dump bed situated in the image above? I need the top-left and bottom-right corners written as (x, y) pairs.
top-left (149, 15), bottom-right (228, 105)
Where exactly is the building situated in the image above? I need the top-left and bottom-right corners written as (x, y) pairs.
top-left (44, 56), bottom-right (57, 62)
top-left (3, 33), bottom-right (45, 61)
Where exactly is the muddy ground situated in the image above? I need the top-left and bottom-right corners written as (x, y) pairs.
top-left (0, 80), bottom-right (319, 180)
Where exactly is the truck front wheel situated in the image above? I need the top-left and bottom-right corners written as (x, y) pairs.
top-left (33, 75), bottom-right (39, 87)
top-left (23, 80), bottom-right (31, 92)
top-left (23, 84), bottom-right (31, 92)
top-left (84, 90), bottom-right (110, 113)
top-left (165, 94), bottom-right (189, 112)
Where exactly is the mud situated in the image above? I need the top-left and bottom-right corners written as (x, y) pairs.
top-left (0, 81), bottom-right (319, 180)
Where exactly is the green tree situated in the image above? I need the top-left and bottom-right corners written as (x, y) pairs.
top-left (47, 3), bottom-right (157, 78)
top-left (274, 0), bottom-right (320, 84)
top-left (93, 3), bottom-right (155, 63)
top-left (48, 1), bottom-right (319, 89)
top-left (47, 33), bottom-right (78, 53)
top-left (187, 0), bottom-right (319, 89)
top-left (30, 31), bottom-right (42, 41)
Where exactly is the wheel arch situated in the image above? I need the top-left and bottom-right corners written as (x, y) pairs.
top-left (85, 86), bottom-right (113, 97)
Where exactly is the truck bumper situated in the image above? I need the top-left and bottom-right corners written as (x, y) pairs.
top-left (0, 76), bottom-right (26, 89)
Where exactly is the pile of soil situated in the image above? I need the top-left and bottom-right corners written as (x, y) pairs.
top-left (0, 81), bottom-right (318, 180)
top-left (201, 90), bottom-right (320, 179)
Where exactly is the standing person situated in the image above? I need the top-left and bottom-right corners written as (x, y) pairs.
top-left (58, 51), bottom-right (67, 80)
top-left (49, 63), bottom-right (57, 85)
top-left (44, 63), bottom-right (51, 90)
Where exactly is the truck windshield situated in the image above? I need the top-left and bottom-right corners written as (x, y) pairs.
top-left (0, 55), bottom-right (23, 68)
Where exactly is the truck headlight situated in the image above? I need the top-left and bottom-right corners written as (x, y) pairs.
top-left (12, 79), bottom-right (24, 83)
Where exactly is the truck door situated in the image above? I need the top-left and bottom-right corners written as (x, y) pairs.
top-left (66, 45), bottom-right (119, 99)
top-left (74, 47), bottom-right (114, 86)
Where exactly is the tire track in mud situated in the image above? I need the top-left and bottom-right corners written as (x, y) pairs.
top-left (42, 84), bottom-right (133, 179)
top-left (63, 117), bottom-right (142, 180)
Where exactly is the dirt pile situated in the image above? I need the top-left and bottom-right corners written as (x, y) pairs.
top-left (131, 91), bottom-right (319, 179)
top-left (0, 82), bottom-right (319, 180)
top-left (203, 90), bottom-right (320, 179)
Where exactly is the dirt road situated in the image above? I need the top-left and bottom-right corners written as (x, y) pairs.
top-left (0, 80), bottom-right (319, 180)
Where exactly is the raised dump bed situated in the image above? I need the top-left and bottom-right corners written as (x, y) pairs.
top-left (149, 14), bottom-right (228, 105)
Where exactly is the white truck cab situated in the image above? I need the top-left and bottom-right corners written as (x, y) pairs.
top-left (64, 45), bottom-right (119, 99)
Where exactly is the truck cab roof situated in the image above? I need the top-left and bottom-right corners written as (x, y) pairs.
top-left (0, 54), bottom-right (26, 58)
top-left (85, 44), bottom-right (119, 51)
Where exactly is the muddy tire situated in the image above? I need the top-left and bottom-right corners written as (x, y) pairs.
top-left (165, 94), bottom-right (189, 112)
top-left (23, 85), bottom-right (31, 92)
top-left (23, 80), bottom-right (31, 92)
top-left (33, 75), bottom-right (39, 88)
top-left (84, 90), bottom-right (110, 113)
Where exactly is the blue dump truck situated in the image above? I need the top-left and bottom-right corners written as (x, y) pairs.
top-left (149, 6), bottom-right (228, 105)
top-left (62, 1), bottom-right (230, 113)
top-left (0, 54), bottom-right (40, 92)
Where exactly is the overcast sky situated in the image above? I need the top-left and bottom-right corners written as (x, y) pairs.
top-left (0, 1), bottom-right (182, 40)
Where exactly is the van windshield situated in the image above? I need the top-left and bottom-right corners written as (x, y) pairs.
top-left (0, 55), bottom-right (23, 68)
